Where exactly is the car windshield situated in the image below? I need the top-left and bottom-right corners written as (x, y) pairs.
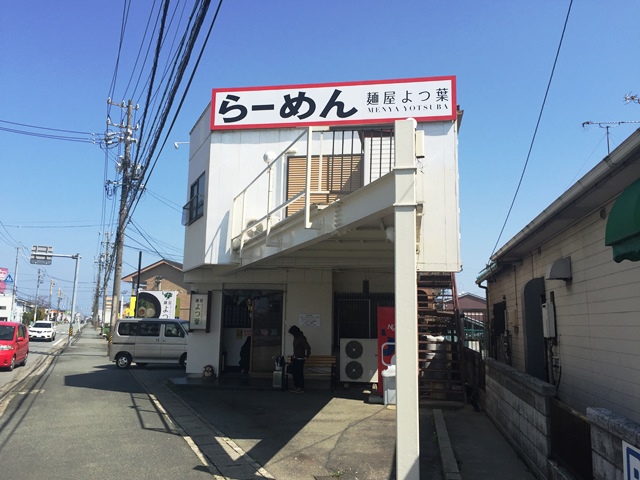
top-left (0, 325), bottom-right (15, 340)
top-left (33, 322), bottom-right (53, 328)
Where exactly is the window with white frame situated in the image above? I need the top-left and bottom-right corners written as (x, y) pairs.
top-left (182, 172), bottom-right (205, 225)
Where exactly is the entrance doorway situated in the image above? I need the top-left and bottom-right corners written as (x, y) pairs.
top-left (221, 291), bottom-right (283, 374)
top-left (522, 278), bottom-right (546, 381)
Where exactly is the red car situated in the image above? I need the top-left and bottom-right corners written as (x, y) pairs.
top-left (0, 321), bottom-right (29, 371)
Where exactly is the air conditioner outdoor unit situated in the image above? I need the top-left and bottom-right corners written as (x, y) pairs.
top-left (245, 219), bottom-right (264, 238)
top-left (339, 338), bottom-right (378, 383)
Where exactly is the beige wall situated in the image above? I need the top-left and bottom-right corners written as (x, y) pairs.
top-left (333, 270), bottom-right (394, 293)
top-left (487, 199), bottom-right (640, 423)
top-left (284, 269), bottom-right (333, 356)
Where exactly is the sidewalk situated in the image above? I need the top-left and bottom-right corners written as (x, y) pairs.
top-left (10, 327), bottom-right (535, 480)
top-left (135, 366), bottom-right (536, 479)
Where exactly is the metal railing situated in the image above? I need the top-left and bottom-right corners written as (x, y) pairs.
top-left (230, 126), bottom-right (396, 254)
top-left (550, 398), bottom-right (593, 479)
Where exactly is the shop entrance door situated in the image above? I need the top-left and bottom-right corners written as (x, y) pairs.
top-left (251, 293), bottom-right (283, 373)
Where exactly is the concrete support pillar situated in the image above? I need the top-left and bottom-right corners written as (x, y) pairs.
top-left (394, 119), bottom-right (420, 479)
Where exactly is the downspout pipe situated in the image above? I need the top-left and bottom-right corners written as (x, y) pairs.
top-left (478, 282), bottom-right (490, 359)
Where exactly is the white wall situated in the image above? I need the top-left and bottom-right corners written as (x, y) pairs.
top-left (283, 269), bottom-right (333, 356)
top-left (186, 120), bottom-right (315, 269)
top-left (542, 201), bottom-right (640, 424)
top-left (185, 108), bottom-right (460, 274)
top-left (487, 199), bottom-right (640, 424)
top-left (184, 107), bottom-right (213, 271)
top-left (0, 295), bottom-right (12, 321)
top-left (417, 121), bottom-right (460, 272)
top-left (185, 290), bottom-right (222, 378)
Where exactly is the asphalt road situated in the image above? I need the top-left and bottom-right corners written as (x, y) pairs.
top-left (0, 325), bottom-right (216, 480)
top-left (0, 322), bottom-right (71, 402)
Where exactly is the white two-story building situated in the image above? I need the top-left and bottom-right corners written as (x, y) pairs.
top-left (180, 76), bottom-right (463, 478)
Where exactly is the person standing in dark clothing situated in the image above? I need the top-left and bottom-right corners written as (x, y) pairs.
top-left (239, 336), bottom-right (251, 373)
top-left (288, 325), bottom-right (311, 393)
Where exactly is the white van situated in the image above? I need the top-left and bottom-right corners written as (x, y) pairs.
top-left (109, 318), bottom-right (189, 369)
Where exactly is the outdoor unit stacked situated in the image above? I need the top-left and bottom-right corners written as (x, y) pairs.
top-left (339, 338), bottom-right (378, 383)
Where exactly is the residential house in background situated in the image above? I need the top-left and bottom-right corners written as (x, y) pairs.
top-left (0, 295), bottom-right (12, 321)
top-left (122, 259), bottom-right (190, 320)
top-left (476, 129), bottom-right (640, 480)
top-left (444, 291), bottom-right (486, 352)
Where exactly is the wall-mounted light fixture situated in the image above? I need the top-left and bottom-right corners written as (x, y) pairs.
top-left (263, 151), bottom-right (277, 164)
top-left (384, 226), bottom-right (395, 243)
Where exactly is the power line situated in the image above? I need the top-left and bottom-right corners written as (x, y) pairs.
top-left (143, 189), bottom-right (182, 212)
top-left (128, 0), bottom-right (223, 221)
top-left (0, 119), bottom-right (94, 135)
top-left (2, 223), bottom-right (102, 229)
top-left (0, 126), bottom-right (95, 143)
top-left (490, 0), bottom-right (573, 258)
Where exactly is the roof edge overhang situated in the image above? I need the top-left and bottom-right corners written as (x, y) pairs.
top-left (483, 128), bottom-right (640, 269)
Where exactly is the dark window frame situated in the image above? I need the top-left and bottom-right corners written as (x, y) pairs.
top-left (183, 172), bottom-right (205, 225)
top-left (117, 322), bottom-right (138, 336)
top-left (138, 322), bottom-right (161, 337)
top-left (163, 321), bottom-right (184, 338)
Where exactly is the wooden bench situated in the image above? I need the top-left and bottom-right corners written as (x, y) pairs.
top-left (287, 355), bottom-right (337, 392)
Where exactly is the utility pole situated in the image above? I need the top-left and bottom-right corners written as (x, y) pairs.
top-left (56, 288), bottom-right (62, 322)
top-left (48, 278), bottom-right (55, 321)
top-left (107, 99), bottom-right (138, 336)
top-left (11, 246), bottom-right (19, 322)
top-left (68, 254), bottom-right (81, 337)
top-left (92, 255), bottom-right (101, 326)
top-left (101, 232), bottom-right (111, 333)
top-left (92, 238), bottom-right (106, 327)
top-left (33, 268), bottom-right (43, 323)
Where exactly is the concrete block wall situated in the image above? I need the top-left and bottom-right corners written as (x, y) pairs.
top-left (485, 358), bottom-right (556, 479)
top-left (588, 407), bottom-right (640, 480)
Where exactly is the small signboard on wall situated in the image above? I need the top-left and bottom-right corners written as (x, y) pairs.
top-left (190, 293), bottom-right (210, 332)
top-left (623, 441), bottom-right (640, 480)
top-left (298, 313), bottom-right (320, 327)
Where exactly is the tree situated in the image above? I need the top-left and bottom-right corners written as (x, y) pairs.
top-left (22, 307), bottom-right (46, 324)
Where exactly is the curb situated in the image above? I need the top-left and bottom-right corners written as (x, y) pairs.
top-left (434, 409), bottom-right (462, 480)
top-left (132, 369), bottom-right (275, 480)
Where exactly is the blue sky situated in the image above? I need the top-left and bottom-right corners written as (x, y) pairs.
top-left (1, 1), bottom-right (639, 315)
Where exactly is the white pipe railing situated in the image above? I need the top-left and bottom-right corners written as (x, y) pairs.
top-left (230, 126), bottom-right (395, 256)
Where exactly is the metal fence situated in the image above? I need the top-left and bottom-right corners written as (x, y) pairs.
top-left (550, 398), bottom-right (593, 480)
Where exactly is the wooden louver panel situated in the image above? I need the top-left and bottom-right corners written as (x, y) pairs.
top-left (286, 154), bottom-right (363, 217)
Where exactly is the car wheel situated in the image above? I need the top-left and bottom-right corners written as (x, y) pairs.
top-left (115, 352), bottom-right (132, 369)
top-left (20, 353), bottom-right (28, 367)
top-left (179, 353), bottom-right (187, 368)
top-left (8, 357), bottom-right (15, 371)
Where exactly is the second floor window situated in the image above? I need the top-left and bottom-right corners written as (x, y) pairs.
top-left (183, 172), bottom-right (205, 225)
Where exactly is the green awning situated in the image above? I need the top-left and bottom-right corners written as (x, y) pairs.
top-left (605, 178), bottom-right (640, 262)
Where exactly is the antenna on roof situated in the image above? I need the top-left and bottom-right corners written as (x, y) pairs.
top-left (581, 120), bottom-right (640, 154)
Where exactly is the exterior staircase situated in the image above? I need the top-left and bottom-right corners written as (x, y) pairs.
top-left (416, 272), bottom-right (466, 402)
